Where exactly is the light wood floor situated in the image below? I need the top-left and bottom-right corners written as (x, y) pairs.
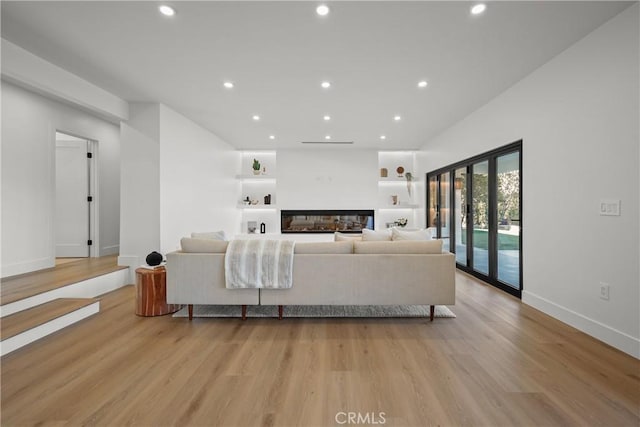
top-left (0, 255), bottom-right (125, 305)
top-left (1, 273), bottom-right (638, 426)
top-left (1, 298), bottom-right (98, 340)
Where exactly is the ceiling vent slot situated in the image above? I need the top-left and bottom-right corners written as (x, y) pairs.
top-left (301, 141), bottom-right (354, 145)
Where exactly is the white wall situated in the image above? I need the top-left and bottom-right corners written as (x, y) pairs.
top-left (118, 103), bottom-right (161, 272)
top-left (278, 149), bottom-right (378, 209)
top-left (1, 39), bottom-right (129, 123)
top-left (419, 5), bottom-right (639, 357)
top-left (159, 105), bottom-right (240, 253)
top-left (118, 103), bottom-right (240, 276)
top-left (1, 81), bottom-right (121, 277)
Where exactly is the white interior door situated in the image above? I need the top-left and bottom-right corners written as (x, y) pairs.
top-left (55, 140), bottom-right (89, 257)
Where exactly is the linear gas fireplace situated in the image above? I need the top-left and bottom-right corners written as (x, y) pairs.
top-left (281, 210), bottom-right (374, 234)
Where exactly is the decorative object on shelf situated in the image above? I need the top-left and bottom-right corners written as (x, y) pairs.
top-left (264, 194), bottom-right (271, 205)
top-left (380, 167), bottom-right (388, 178)
top-left (250, 199), bottom-right (259, 205)
top-left (405, 172), bottom-right (413, 196)
top-left (243, 196), bottom-right (251, 205)
top-left (252, 158), bottom-right (261, 175)
top-left (396, 166), bottom-right (405, 177)
top-left (395, 218), bottom-right (408, 228)
top-left (260, 222), bottom-right (266, 234)
top-left (248, 221), bottom-right (257, 233)
top-left (391, 195), bottom-right (398, 205)
top-left (145, 251), bottom-right (163, 266)
top-left (262, 166), bottom-right (267, 175)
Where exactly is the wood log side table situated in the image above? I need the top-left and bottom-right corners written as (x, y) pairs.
top-left (135, 267), bottom-right (181, 316)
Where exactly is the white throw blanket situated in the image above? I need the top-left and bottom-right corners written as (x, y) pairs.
top-left (225, 239), bottom-right (296, 289)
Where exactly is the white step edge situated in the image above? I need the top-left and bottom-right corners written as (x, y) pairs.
top-left (0, 269), bottom-right (128, 318)
top-left (0, 301), bottom-right (100, 357)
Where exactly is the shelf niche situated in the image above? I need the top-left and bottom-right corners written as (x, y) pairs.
top-left (238, 151), bottom-right (278, 234)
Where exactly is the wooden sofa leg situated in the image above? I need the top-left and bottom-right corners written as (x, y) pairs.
top-left (188, 304), bottom-right (193, 321)
top-left (241, 305), bottom-right (247, 321)
top-left (430, 305), bottom-right (435, 322)
top-left (278, 305), bottom-right (283, 320)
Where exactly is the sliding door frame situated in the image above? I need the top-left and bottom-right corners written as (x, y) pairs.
top-left (426, 140), bottom-right (523, 298)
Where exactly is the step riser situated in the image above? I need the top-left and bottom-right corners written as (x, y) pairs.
top-left (1, 302), bottom-right (100, 356)
top-left (1, 269), bottom-right (128, 317)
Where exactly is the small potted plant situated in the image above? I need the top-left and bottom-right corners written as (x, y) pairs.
top-left (252, 158), bottom-right (261, 175)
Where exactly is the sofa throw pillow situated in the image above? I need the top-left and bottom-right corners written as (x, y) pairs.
top-left (334, 232), bottom-right (362, 242)
top-left (295, 241), bottom-right (353, 254)
top-left (391, 228), bottom-right (431, 241)
top-left (425, 227), bottom-right (436, 239)
top-left (362, 228), bottom-right (392, 241)
top-left (181, 237), bottom-right (228, 253)
top-left (191, 230), bottom-right (227, 241)
top-left (354, 240), bottom-right (443, 254)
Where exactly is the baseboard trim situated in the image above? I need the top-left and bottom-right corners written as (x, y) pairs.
top-left (522, 291), bottom-right (639, 359)
top-left (117, 255), bottom-right (139, 283)
top-left (1, 257), bottom-right (54, 279)
top-left (100, 245), bottom-right (120, 256)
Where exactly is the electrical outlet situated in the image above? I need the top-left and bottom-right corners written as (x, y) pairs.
top-left (599, 283), bottom-right (610, 300)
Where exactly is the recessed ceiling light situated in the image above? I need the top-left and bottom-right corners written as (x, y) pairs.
top-left (380, 135), bottom-right (387, 140)
top-left (418, 80), bottom-right (428, 88)
top-left (223, 81), bottom-right (234, 89)
top-left (321, 81), bottom-right (331, 89)
top-left (323, 115), bottom-right (331, 121)
top-left (394, 115), bottom-right (402, 121)
top-left (316, 5), bottom-right (330, 16)
top-left (252, 115), bottom-right (260, 121)
top-left (325, 135), bottom-right (331, 140)
top-left (471, 4), bottom-right (486, 15)
top-left (269, 135), bottom-right (275, 140)
top-left (159, 5), bottom-right (175, 16)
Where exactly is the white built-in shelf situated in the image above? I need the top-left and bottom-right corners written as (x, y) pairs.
top-left (235, 174), bottom-right (277, 181)
top-left (237, 204), bottom-right (278, 210)
top-left (378, 178), bottom-right (420, 183)
top-left (379, 205), bottom-right (419, 210)
top-left (378, 179), bottom-right (410, 184)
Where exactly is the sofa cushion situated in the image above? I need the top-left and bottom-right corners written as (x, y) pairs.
top-left (362, 228), bottom-right (392, 241)
top-left (425, 227), bottom-right (436, 239)
top-left (294, 241), bottom-right (353, 254)
top-left (354, 240), bottom-right (443, 254)
top-left (391, 228), bottom-right (432, 241)
top-left (334, 232), bottom-right (362, 241)
top-left (181, 237), bottom-right (229, 253)
top-left (191, 230), bottom-right (227, 241)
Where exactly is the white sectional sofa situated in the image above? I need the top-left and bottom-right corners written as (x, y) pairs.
top-left (166, 238), bottom-right (455, 321)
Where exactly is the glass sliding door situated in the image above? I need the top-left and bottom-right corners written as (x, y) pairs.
top-left (428, 176), bottom-right (438, 229)
top-left (454, 167), bottom-right (467, 265)
top-left (471, 161), bottom-right (489, 275)
top-left (496, 151), bottom-right (521, 288)
top-left (439, 172), bottom-right (451, 252)
top-left (426, 140), bottom-right (522, 298)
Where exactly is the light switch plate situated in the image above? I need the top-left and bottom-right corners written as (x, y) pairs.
top-left (599, 199), bottom-right (621, 216)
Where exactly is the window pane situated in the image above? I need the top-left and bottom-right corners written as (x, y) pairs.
top-left (454, 168), bottom-right (467, 265)
top-left (497, 152), bottom-right (520, 288)
top-left (440, 172), bottom-right (450, 253)
top-left (472, 161), bottom-right (489, 274)
top-left (428, 176), bottom-right (438, 228)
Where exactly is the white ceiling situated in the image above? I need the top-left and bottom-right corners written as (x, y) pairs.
top-left (1, 1), bottom-right (632, 150)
